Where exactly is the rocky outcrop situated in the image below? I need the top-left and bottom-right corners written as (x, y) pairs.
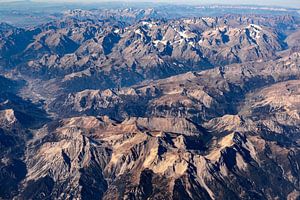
top-left (0, 11), bottom-right (300, 200)
top-left (18, 112), bottom-right (300, 199)
top-left (0, 14), bottom-right (294, 91)
top-left (48, 52), bottom-right (300, 123)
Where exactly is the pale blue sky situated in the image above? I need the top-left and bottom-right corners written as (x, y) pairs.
top-left (0, 0), bottom-right (299, 8)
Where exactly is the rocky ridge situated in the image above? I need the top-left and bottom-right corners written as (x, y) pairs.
top-left (0, 10), bottom-right (299, 200)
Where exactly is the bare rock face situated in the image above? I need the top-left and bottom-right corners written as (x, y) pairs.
top-left (18, 111), bottom-right (300, 200)
top-left (0, 109), bottom-right (17, 128)
top-left (240, 80), bottom-right (300, 145)
top-left (0, 10), bottom-right (300, 200)
top-left (48, 52), bottom-right (300, 124)
top-left (0, 108), bottom-right (27, 199)
top-left (0, 14), bottom-right (292, 91)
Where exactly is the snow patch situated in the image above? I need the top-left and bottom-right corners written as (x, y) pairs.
top-left (202, 17), bottom-right (215, 23)
top-left (249, 24), bottom-right (262, 31)
top-left (135, 29), bottom-right (143, 36)
top-left (178, 31), bottom-right (188, 38)
top-left (142, 21), bottom-right (153, 28)
top-left (188, 41), bottom-right (195, 47)
top-left (113, 29), bottom-right (120, 34)
top-left (153, 40), bottom-right (168, 47)
top-left (246, 24), bottom-right (262, 39)
top-left (177, 30), bottom-right (196, 40)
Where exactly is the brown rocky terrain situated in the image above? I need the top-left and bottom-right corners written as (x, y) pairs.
top-left (0, 8), bottom-right (299, 200)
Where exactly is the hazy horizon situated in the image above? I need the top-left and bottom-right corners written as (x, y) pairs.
top-left (0, 0), bottom-right (299, 8)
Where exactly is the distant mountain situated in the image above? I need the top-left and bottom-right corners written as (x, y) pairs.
top-left (0, 2), bottom-right (299, 27)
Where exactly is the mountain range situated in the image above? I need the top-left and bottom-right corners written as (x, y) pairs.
top-left (0, 6), bottom-right (300, 200)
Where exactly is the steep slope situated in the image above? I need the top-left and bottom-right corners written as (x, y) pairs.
top-left (0, 12), bottom-right (299, 200)
top-left (18, 52), bottom-right (300, 200)
top-left (20, 108), bottom-right (300, 200)
top-left (49, 52), bottom-right (300, 121)
top-left (0, 109), bottom-right (27, 199)
top-left (0, 15), bottom-right (293, 94)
